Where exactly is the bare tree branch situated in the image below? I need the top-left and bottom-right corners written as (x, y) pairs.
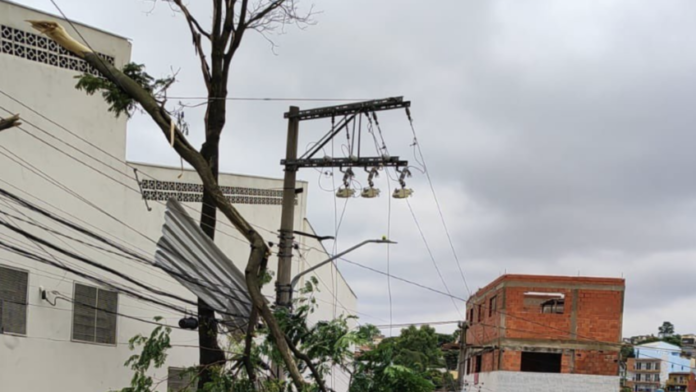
top-left (245, 0), bottom-right (285, 28)
top-left (0, 114), bottom-right (21, 132)
top-left (286, 336), bottom-right (331, 392)
top-left (170, 0), bottom-right (212, 39)
top-left (170, 0), bottom-right (212, 91)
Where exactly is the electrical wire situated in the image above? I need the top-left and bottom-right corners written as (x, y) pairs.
top-left (405, 108), bottom-right (472, 296)
top-left (386, 168), bottom-right (393, 336)
top-left (0, 188), bottom-right (254, 302)
top-left (406, 199), bottom-right (464, 318)
top-left (168, 97), bottom-right (371, 102)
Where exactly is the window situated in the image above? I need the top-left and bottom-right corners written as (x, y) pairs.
top-left (489, 296), bottom-right (497, 317)
top-left (477, 304), bottom-right (483, 322)
top-left (540, 299), bottom-right (565, 314)
top-left (468, 308), bottom-right (474, 323)
top-left (168, 367), bottom-right (195, 391)
top-left (0, 265), bottom-right (28, 335)
top-left (523, 292), bottom-right (565, 314)
top-left (72, 283), bottom-right (118, 345)
top-left (520, 352), bottom-right (562, 373)
top-left (636, 374), bottom-right (642, 382)
top-left (636, 362), bottom-right (642, 370)
top-left (474, 354), bottom-right (482, 373)
top-left (646, 362), bottom-right (652, 370)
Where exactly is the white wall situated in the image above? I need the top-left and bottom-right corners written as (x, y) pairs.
top-left (461, 371), bottom-right (620, 392)
top-left (0, 2), bottom-right (356, 391)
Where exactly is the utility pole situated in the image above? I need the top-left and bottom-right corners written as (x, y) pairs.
top-left (276, 106), bottom-right (300, 308)
top-left (458, 322), bottom-right (469, 391)
top-left (274, 97), bottom-right (412, 309)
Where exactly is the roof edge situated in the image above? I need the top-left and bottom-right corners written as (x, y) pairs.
top-left (471, 274), bottom-right (626, 300)
top-left (127, 160), bottom-right (308, 185)
top-left (1, 0), bottom-right (131, 41)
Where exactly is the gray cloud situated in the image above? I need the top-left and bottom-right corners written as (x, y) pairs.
top-left (22, 0), bottom-right (696, 336)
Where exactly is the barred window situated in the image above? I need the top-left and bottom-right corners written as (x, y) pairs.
top-left (168, 367), bottom-right (195, 391)
top-left (0, 265), bottom-right (28, 335)
top-left (72, 283), bottom-right (118, 345)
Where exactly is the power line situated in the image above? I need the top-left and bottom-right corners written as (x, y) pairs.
top-left (373, 320), bottom-right (461, 329)
top-left (406, 199), bottom-right (464, 318)
top-left (0, 188), bottom-right (253, 302)
top-left (168, 96), bottom-right (372, 102)
top-left (0, 77), bottom-right (375, 325)
top-left (338, 256), bottom-right (467, 302)
top-left (405, 108), bottom-right (472, 296)
top-left (386, 168), bottom-right (393, 336)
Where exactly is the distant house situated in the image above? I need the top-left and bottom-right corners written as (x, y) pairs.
top-left (682, 335), bottom-right (696, 358)
top-left (665, 372), bottom-right (695, 392)
top-left (626, 341), bottom-right (693, 392)
top-left (626, 357), bottom-right (664, 392)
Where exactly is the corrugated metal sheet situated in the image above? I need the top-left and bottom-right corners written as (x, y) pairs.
top-left (154, 198), bottom-right (251, 331)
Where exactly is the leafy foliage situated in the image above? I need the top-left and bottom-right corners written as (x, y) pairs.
top-left (113, 279), bottom-right (382, 392)
top-left (115, 317), bottom-right (171, 392)
top-left (75, 63), bottom-right (174, 117)
top-left (351, 325), bottom-right (459, 392)
top-left (659, 321), bottom-right (675, 337)
top-left (112, 280), bottom-right (460, 392)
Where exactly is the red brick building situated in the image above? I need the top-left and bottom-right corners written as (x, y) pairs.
top-left (460, 274), bottom-right (625, 379)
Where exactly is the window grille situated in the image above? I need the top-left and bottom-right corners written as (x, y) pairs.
top-left (0, 265), bottom-right (28, 335)
top-left (168, 367), bottom-right (195, 391)
top-left (72, 283), bottom-right (117, 345)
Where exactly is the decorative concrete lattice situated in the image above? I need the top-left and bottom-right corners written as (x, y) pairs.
top-left (140, 179), bottom-right (289, 206)
top-left (0, 25), bottom-right (114, 74)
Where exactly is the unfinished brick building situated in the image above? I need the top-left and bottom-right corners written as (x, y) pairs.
top-left (459, 274), bottom-right (625, 392)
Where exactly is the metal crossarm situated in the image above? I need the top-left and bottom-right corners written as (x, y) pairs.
top-left (282, 156), bottom-right (408, 169)
top-left (284, 96), bottom-right (411, 121)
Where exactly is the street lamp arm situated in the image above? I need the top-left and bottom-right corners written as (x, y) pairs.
top-left (290, 239), bottom-right (396, 291)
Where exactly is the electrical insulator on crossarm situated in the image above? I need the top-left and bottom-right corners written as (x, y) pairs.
top-left (361, 167), bottom-right (381, 198)
top-left (393, 168), bottom-right (413, 199)
top-left (336, 168), bottom-right (356, 198)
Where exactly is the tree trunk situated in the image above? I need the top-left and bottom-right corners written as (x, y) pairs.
top-left (197, 143), bottom-right (225, 388)
top-left (196, 52), bottom-right (228, 388)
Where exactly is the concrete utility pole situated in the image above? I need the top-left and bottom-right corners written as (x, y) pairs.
top-left (458, 322), bottom-right (469, 390)
top-left (274, 97), bottom-right (412, 309)
top-left (276, 106), bottom-right (300, 308)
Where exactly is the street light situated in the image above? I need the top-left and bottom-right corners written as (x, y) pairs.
top-left (289, 238), bottom-right (396, 299)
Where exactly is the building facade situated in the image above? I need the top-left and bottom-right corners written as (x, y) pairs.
top-left (626, 358), bottom-right (663, 392)
top-left (0, 1), bottom-right (357, 391)
top-left (666, 372), bottom-right (695, 392)
top-left (682, 334), bottom-right (696, 358)
top-left (634, 341), bottom-right (692, 388)
top-left (459, 274), bottom-right (625, 392)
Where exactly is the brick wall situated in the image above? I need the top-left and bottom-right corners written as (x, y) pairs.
top-left (466, 275), bottom-right (624, 346)
top-left (504, 286), bottom-right (575, 341)
top-left (573, 350), bottom-right (619, 375)
top-left (501, 350), bottom-right (521, 371)
top-left (466, 291), bottom-right (503, 346)
top-left (575, 290), bottom-right (623, 343)
top-left (497, 349), bottom-right (618, 375)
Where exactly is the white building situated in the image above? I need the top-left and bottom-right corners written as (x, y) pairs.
top-left (630, 341), bottom-right (693, 390)
top-left (0, 1), bottom-right (357, 391)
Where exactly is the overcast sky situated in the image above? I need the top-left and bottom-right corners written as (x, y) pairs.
top-left (19, 0), bottom-right (696, 337)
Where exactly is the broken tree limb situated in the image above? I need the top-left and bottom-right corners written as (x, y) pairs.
top-left (0, 114), bottom-right (21, 132)
top-left (29, 20), bottom-right (307, 391)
